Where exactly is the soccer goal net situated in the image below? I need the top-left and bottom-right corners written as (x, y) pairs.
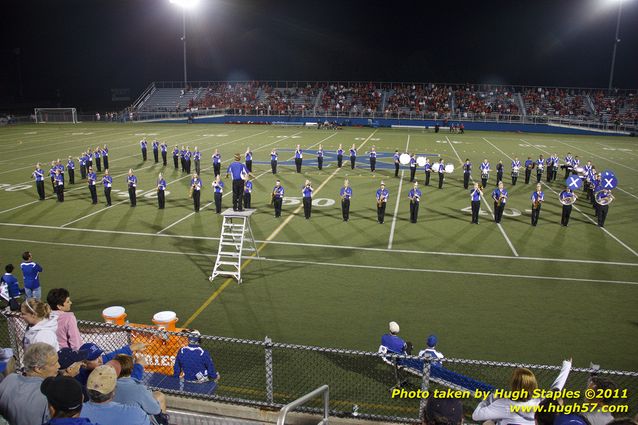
top-left (34, 108), bottom-right (78, 124)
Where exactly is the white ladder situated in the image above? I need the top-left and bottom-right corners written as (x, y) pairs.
top-left (210, 209), bottom-right (258, 284)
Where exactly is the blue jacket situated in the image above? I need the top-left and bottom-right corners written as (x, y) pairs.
top-left (173, 344), bottom-right (218, 381)
top-left (76, 346), bottom-right (143, 386)
top-left (20, 262), bottom-right (42, 290)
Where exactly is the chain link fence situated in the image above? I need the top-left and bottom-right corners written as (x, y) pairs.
top-left (1, 312), bottom-right (636, 423)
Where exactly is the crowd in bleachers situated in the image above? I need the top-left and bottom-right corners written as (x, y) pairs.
top-left (522, 88), bottom-right (589, 118)
top-left (454, 86), bottom-right (520, 118)
top-left (384, 84), bottom-right (452, 117)
top-left (591, 90), bottom-right (638, 124)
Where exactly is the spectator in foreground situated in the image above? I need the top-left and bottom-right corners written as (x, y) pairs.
top-left (77, 342), bottom-right (146, 386)
top-left (472, 358), bottom-right (572, 425)
top-left (380, 321), bottom-right (412, 354)
top-left (173, 330), bottom-right (219, 394)
top-left (58, 348), bottom-right (88, 378)
top-left (21, 298), bottom-right (59, 351)
top-left (20, 251), bottom-right (43, 300)
top-left (113, 354), bottom-right (168, 425)
top-left (534, 398), bottom-right (563, 425)
top-left (0, 342), bottom-right (60, 425)
top-left (81, 364), bottom-right (151, 425)
top-left (422, 395), bottom-right (464, 425)
top-left (41, 375), bottom-right (99, 425)
top-left (1, 264), bottom-right (23, 311)
top-left (0, 348), bottom-right (15, 382)
top-left (583, 376), bottom-right (618, 425)
top-left (47, 288), bottom-right (83, 350)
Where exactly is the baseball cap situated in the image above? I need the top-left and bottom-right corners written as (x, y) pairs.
top-left (0, 348), bottom-right (13, 373)
top-left (79, 342), bottom-right (103, 361)
top-left (58, 348), bottom-right (88, 370)
top-left (389, 321), bottom-right (400, 334)
top-left (427, 335), bottom-right (438, 348)
top-left (424, 396), bottom-right (463, 425)
top-left (87, 364), bottom-right (117, 395)
top-left (41, 376), bottom-right (84, 411)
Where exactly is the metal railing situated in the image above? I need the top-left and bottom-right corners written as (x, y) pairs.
top-left (277, 385), bottom-right (329, 425)
top-left (1, 312), bottom-right (637, 423)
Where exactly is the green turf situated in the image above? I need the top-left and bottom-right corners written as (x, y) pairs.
top-left (0, 123), bottom-right (637, 375)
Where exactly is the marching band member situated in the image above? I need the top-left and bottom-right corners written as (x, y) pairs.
top-left (294, 144), bottom-right (303, 173)
top-left (245, 147), bottom-right (253, 172)
top-left (511, 157), bottom-right (521, 185)
top-left (49, 161), bottom-right (56, 192)
top-left (437, 158), bottom-right (445, 189)
top-left (32, 163), bottom-right (45, 200)
top-left (243, 177), bottom-right (253, 209)
top-left (191, 172), bottom-right (203, 213)
top-left (572, 156), bottom-right (581, 175)
top-left (270, 149), bottom-right (277, 174)
top-left (160, 141), bottom-right (168, 166)
top-left (462, 158), bottom-right (471, 189)
top-left (140, 137), bottom-right (148, 161)
top-left (393, 150), bottom-right (400, 177)
top-left (496, 160), bottom-right (504, 185)
top-left (470, 182), bottom-right (482, 224)
top-left (94, 147), bottom-right (102, 172)
top-left (226, 153), bottom-right (251, 211)
top-left (54, 169), bottom-right (64, 202)
top-left (157, 172), bottom-right (166, 209)
top-left (180, 145), bottom-right (186, 172)
top-left (152, 139), bottom-right (159, 163)
top-left (79, 152), bottom-right (87, 180)
top-left (337, 144), bottom-right (344, 168)
top-left (102, 169), bottom-right (113, 206)
top-left (86, 148), bottom-right (93, 168)
top-left (524, 156), bottom-right (533, 184)
top-left (349, 144), bottom-right (357, 170)
top-left (272, 180), bottom-right (284, 218)
top-left (212, 174), bottom-right (223, 213)
top-left (193, 146), bottom-right (201, 175)
top-left (535, 154), bottom-right (544, 184)
top-left (56, 159), bottom-right (65, 187)
top-left (173, 145), bottom-right (180, 170)
top-left (559, 186), bottom-right (576, 227)
top-left (550, 153), bottom-right (560, 182)
top-left (595, 189), bottom-right (614, 228)
top-left (583, 161), bottom-right (594, 199)
top-left (530, 183), bottom-right (544, 226)
top-left (376, 181), bottom-right (389, 224)
top-left (409, 153), bottom-right (417, 182)
top-left (184, 146), bottom-right (192, 174)
top-left (317, 144), bottom-right (324, 170)
top-left (369, 146), bottom-right (377, 173)
top-left (212, 149), bottom-right (221, 176)
top-left (102, 145), bottom-right (109, 170)
top-left (545, 155), bottom-right (552, 183)
top-left (491, 181), bottom-right (508, 224)
top-left (127, 169), bottom-right (137, 207)
top-left (424, 158), bottom-right (431, 186)
top-left (67, 156), bottom-right (75, 185)
top-left (302, 180), bottom-right (313, 219)
top-left (87, 166), bottom-right (98, 205)
top-left (408, 182), bottom-right (422, 223)
top-left (591, 173), bottom-right (602, 211)
top-left (340, 179), bottom-right (352, 222)
top-left (480, 159), bottom-right (490, 188)
top-left (563, 152), bottom-right (573, 179)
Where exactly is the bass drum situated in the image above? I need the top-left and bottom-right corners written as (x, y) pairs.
top-left (399, 153), bottom-right (411, 165)
top-left (416, 156), bottom-right (427, 167)
top-left (445, 164), bottom-right (454, 174)
top-left (431, 163), bottom-right (441, 173)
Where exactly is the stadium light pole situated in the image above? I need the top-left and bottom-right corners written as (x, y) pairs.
top-left (170, 0), bottom-right (199, 87)
top-left (607, 0), bottom-right (623, 90)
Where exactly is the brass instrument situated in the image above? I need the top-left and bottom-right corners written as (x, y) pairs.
top-left (189, 184), bottom-right (194, 198)
top-left (377, 195), bottom-right (385, 208)
top-left (595, 193), bottom-right (615, 206)
top-left (497, 194), bottom-right (506, 207)
top-left (559, 192), bottom-right (577, 206)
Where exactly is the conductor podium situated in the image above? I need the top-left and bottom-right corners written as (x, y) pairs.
top-left (209, 209), bottom-right (258, 284)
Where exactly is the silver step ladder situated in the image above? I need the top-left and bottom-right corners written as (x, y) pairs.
top-left (209, 209), bottom-right (258, 284)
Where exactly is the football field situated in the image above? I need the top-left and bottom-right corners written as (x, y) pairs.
top-left (0, 123), bottom-right (636, 371)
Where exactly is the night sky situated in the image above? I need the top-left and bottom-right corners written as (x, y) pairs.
top-left (1, 0), bottom-right (637, 110)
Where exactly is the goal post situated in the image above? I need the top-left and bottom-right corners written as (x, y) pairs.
top-left (34, 108), bottom-right (78, 124)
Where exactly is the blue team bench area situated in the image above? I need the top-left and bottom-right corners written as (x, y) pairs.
top-left (142, 372), bottom-right (217, 396)
top-left (379, 346), bottom-right (495, 394)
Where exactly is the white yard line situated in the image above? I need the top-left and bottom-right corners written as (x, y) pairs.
top-left (446, 136), bottom-right (519, 257)
top-left (1, 221), bottom-right (637, 267)
top-left (388, 135), bottom-right (410, 249)
top-left (0, 236), bottom-right (635, 286)
top-left (554, 139), bottom-right (638, 173)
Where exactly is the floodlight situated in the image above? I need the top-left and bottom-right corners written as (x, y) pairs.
top-left (170, 0), bottom-right (200, 9)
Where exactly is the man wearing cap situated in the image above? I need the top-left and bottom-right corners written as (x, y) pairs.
top-left (41, 375), bottom-right (99, 425)
top-left (0, 342), bottom-right (59, 425)
top-left (380, 321), bottom-right (410, 355)
top-left (418, 335), bottom-right (444, 365)
top-left (422, 395), bottom-right (464, 425)
top-left (81, 364), bottom-right (151, 425)
top-left (376, 182), bottom-right (389, 224)
top-left (58, 347), bottom-right (88, 379)
top-left (76, 342), bottom-right (146, 386)
top-left (173, 330), bottom-right (219, 395)
top-left (226, 153), bottom-right (251, 211)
